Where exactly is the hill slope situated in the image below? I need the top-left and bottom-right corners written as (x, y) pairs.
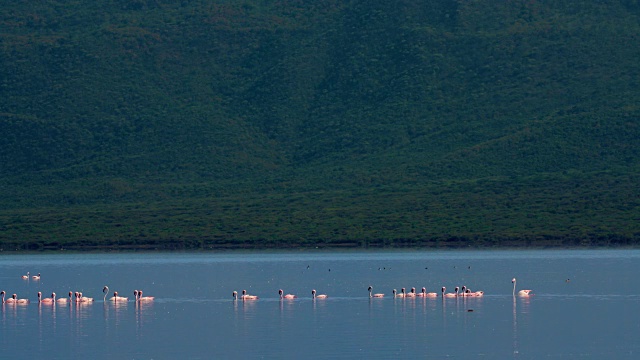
top-left (1, 0), bottom-right (639, 249)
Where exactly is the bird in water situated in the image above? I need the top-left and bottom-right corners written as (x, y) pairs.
top-left (311, 289), bottom-right (327, 299)
top-left (368, 286), bottom-right (384, 298)
top-left (135, 290), bottom-right (155, 302)
top-left (279, 289), bottom-right (297, 299)
top-left (241, 289), bottom-right (258, 300)
top-left (38, 292), bottom-right (55, 304)
top-left (512, 278), bottom-right (533, 297)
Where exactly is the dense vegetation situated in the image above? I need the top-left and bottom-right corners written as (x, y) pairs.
top-left (1, 0), bottom-right (639, 250)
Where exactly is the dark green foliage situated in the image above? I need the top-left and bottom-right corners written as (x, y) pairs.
top-left (0, 0), bottom-right (639, 249)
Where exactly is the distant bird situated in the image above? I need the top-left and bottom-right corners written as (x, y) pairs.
top-left (311, 289), bottom-right (327, 299)
top-left (279, 289), bottom-right (296, 299)
top-left (103, 286), bottom-right (110, 301)
top-left (512, 278), bottom-right (533, 297)
top-left (76, 292), bottom-right (94, 303)
top-left (392, 289), bottom-right (405, 298)
top-left (405, 288), bottom-right (416, 298)
top-left (368, 286), bottom-right (384, 298)
top-left (1, 291), bottom-right (14, 304)
top-left (54, 292), bottom-right (69, 304)
top-left (424, 287), bottom-right (438, 297)
top-left (136, 290), bottom-right (154, 302)
top-left (108, 291), bottom-right (127, 302)
top-left (443, 286), bottom-right (459, 297)
top-left (32, 273), bottom-right (41, 280)
top-left (14, 294), bottom-right (30, 304)
top-left (38, 292), bottom-right (54, 304)
top-left (460, 286), bottom-right (484, 297)
top-left (21, 272), bottom-right (29, 280)
top-left (241, 289), bottom-right (258, 300)
top-left (466, 289), bottom-right (485, 297)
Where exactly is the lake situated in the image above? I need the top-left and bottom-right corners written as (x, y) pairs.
top-left (1, 249), bottom-right (639, 359)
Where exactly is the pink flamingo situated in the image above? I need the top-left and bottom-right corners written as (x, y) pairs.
top-left (424, 287), bottom-right (438, 297)
top-left (38, 292), bottom-right (54, 304)
top-left (279, 289), bottom-right (297, 299)
top-left (1, 291), bottom-right (15, 304)
top-left (78, 292), bottom-right (94, 302)
top-left (443, 286), bottom-right (459, 297)
top-left (21, 272), bottom-right (29, 280)
top-left (311, 289), bottom-right (327, 299)
top-left (405, 287), bottom-right (416, 298)
top-left (54, 292), bottom-right (69, 304)
top-left (392, 289), bottom-right (405, 298)
top-left (414, 287), bottom-right (438, 297)
top-left (512, 278), bottom-right (533, 297)
top-left (460, 286), bottom-right (484, 297)
top-left (107, 291), bottom-right (128, 302)
top-left (368, 286), bottom-right (384, 298)
top-left (14, 294), bottom-right (30, 304)
top-left (32, 273), bottom-right (41, 280)
top-left (136, 290), bottom-right (154, 302)
top-left (241, 289), bottom-right (259, 300)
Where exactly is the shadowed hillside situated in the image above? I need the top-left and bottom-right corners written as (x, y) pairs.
top-left (1, 0), bottom-right (639, 249)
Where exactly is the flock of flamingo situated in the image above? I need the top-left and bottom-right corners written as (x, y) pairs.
top-left (4, 272), bottom-right (533, 305)
top-left (0, 272), bottom-right (154, 305)
top-left (232, 278), bottom-right (533, 301)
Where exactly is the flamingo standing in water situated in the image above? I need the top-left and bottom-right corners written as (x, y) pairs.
top-left (136, 290), bottom-right (154, 302)
top-left (241, 289), bottom-right (259, 300)
top-left (38, 292), bottom-right (55, 304)
top-left (311, 289), bottom-right (327, 299)
top-left (21, 272), bottom-right (29, 280)
top-left (279, 289), bottom-right (296, 299)
top-left (512, 278), bottom-right (533, 297)
top-left (368, 286), bottom-right (384, 298)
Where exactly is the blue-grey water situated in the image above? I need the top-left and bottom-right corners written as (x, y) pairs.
top-left (1, 249), bottom-right (639, 359)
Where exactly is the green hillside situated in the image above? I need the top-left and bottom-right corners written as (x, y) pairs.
top-left (1, 0), bottom-right (639, 250)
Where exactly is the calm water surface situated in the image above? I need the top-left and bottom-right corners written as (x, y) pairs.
top-left (1, 249), bottom-right (639, 359)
